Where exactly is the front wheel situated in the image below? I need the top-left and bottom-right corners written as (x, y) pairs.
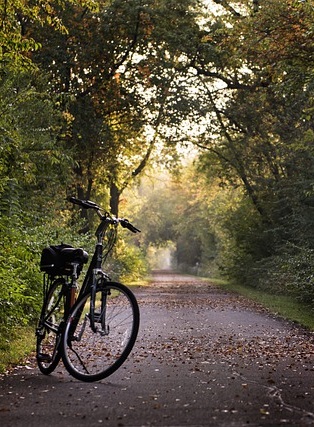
top-left (62, 282), bottom-right (140, 382)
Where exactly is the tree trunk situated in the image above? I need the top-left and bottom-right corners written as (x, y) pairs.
top-left (110, 182), bottom-right (121, 217)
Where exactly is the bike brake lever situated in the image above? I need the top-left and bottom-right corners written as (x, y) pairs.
top-left (120, 219), bottom-right (141, 233)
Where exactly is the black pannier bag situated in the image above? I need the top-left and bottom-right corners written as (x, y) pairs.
top-left (40, 243), bottom-right (88, 276)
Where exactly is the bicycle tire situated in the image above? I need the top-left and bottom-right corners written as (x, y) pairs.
top-left (36, 278), bottom-right (66, 375)
top-left (61, 282), bottom-right (140, 382)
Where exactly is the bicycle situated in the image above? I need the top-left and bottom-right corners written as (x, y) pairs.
top-left (36, 197), bottom-right (140, 382)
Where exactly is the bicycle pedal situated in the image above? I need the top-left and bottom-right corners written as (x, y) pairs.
top-left (37, 353), bottom-right (52, 362)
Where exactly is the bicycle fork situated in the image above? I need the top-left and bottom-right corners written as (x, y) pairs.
top-left (90, 272), bottom-right (110, 335)
top-left (68, 274), bottom-right (110, 344)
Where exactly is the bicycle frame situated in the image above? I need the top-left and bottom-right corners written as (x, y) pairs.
top-left (68, 211), bottom-right (119, 333)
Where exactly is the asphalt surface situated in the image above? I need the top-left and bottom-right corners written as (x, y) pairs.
top-left (0, 271), bottom-right (314, 427)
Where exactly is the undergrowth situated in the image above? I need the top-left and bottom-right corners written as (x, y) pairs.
top-left (0, 326), bottom-right (35, 373)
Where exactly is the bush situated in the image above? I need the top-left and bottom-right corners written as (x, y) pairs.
top-left (280, 247), bottom-right (314, 307)
top-left (0, 208), bottom-right (92, 331)
top-left (211, 191), bottom-right (314, 308)
top-left (0, 218), bottom-right (42, 330)
top-left (226, 245), bottom-right (314, 309)
top-left (105, 238), bottom-right (149, 283)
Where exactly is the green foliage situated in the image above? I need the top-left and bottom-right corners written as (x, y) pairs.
top-left (177, 0), bottom-right (314, 309)
top-left (1, 0), bottom-right (62, 67)
top-left (249, 246), bottom-right (314, 307)
top-left (0, 216), bottom-right (43, 330)
top-left (26, 0), bottom-right (205, 214)
top-left (283, 248), bottom-right (314, 306)
top-left (0, 63), bottom-right (72, 335)
top-left (0, 326), bottom-right (35, 373)
top-left (107, 238), bottom-right (149, 283)
top-left (0, 67), bottom-right (69, 202)
top-left (133, 168), bottom-right (220, 275)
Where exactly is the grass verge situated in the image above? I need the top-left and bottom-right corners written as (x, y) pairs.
top-left (217, 280), bottom-right (314, 331)
top-left (0, 326), bottom-right (35, 373)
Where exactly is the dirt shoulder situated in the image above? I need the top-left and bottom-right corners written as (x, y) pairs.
top-left (0, 271), bottom-right (313, 426)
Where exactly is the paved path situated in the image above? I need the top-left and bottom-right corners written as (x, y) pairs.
top-left (0, 272), bottom-right (314, 426)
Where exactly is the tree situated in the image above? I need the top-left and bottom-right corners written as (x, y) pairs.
top-left (185, 0), bottom-right (314, 296)
top-left (0, 0), bottom-right (84, 337)
top-left (26, 0), bottom-right (204, 217)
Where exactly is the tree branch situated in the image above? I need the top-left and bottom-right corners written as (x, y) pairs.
top-left (211, 0), bottom-right (241, 17)
top-left (199, 79), bottom-right (267, 218)
top-left (192, 63), bottom-right (270, 91)
top-left (77, 4), bottom-right (142, 99)
top-left (122, 72), bottom-right (176, 189)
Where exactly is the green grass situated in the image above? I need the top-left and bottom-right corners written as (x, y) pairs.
top-left (215, 280), bottom-right (314, 331)
top-left (0, 326), bottom-right (35, 373)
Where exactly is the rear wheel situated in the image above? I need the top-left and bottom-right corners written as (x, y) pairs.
top-left (62, 282), bottom-right (140, 382)
top-left (36, 278), bottom-right (67, 374)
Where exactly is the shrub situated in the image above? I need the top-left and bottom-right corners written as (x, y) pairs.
top-left (105, 238), bottom-right (149, 283)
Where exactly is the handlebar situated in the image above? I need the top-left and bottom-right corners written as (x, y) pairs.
top-left (67, 196), bottom-right (141, 233)
top-left (68, 197), bottom-right (101, 210)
